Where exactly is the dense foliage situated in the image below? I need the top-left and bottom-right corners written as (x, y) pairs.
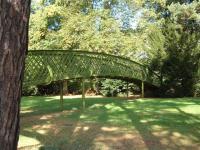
top-left (138, 0), bottom-right (200, 97)
top-left (29, 0), bottom-right (137, 55)
top-left (26, 0), bottom-right (200, 97)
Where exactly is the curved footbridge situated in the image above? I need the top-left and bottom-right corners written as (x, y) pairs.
top-left (24, 50), bottom-right (161, 104)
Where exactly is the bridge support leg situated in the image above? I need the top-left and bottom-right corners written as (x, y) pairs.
top-left (126, 82), bottom-right (129, 99)
top-left (82, 79), bottom-right (86, 109)
top-left (141, 81), bottom-right (144, 98)
top-left (63, 80), bottom-right (69, 95)
top-left (60, 81), bottom-right (64, 110)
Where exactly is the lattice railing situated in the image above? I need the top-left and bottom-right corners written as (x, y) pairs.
top-left (23, 50), bottom-right (161, 87)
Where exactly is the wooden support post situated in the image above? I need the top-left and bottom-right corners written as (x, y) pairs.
top-left (82, 78), bottom-right (86, 109)
top-left (60, 81), bottom-right (64, 110)
top-left (141, 81), bottom-right (144, 98)
top-left (96, 78), bottom-right (100, 95)
top-left (126, 82), bottom-right (129, 98)
top-left (63, 80), bottom-right (69, 95)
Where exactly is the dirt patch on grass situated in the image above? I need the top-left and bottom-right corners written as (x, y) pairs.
top-left (19, 111), bottom-right (200, 150)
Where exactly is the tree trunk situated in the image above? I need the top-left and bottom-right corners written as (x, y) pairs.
top-left (0, 0), bottom-right (31, 149)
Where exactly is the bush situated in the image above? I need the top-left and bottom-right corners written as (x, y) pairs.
top-left (22, 86), bottom-right (38, 96)
top-left (67, 80), bottom-right (81, 94)
top-left (99, 79), bottom-right (126, 97)
top-left (37, 82), bottom-right (60, 95)
top-left (194, 82), bottom-right (200, 97)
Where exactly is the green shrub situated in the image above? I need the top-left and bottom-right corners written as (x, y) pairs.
top-left (99, 79), bottom-right (126, 97)
top-left (194, 82), bottom-right (200, 97)
top-left (22, 86), bottom-right (38, 96)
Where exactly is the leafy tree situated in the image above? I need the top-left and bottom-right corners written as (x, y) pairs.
top-left (29, 0), bottom-right (138, 56)
top-left (136, 0), bottom-right (200, 97)
top-left (161, 2), bottom-right (200, 97)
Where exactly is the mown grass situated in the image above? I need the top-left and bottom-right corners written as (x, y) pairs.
top-left (19, 96), bottom-right (200, 150)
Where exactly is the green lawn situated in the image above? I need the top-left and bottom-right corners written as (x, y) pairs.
top-left (19, 96), bottom-right (200, 150)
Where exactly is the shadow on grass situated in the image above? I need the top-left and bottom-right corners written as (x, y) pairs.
top-left (19, 97), bottom-right (200, 150)
top-left (117, 100), bottom-right (200, 150)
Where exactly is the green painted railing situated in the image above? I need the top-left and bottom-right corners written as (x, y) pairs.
top-left (24, 50), bottom-right (160, 87)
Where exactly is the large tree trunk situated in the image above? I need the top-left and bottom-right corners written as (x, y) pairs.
top-left (0, 0), bottom-right (31, 149)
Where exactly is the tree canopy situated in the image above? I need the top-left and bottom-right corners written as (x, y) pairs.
top-left (28, 0), bottom-right (200, 97)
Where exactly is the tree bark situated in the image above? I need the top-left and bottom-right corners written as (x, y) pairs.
top-left (0, 0), bottom-right (31, 149)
